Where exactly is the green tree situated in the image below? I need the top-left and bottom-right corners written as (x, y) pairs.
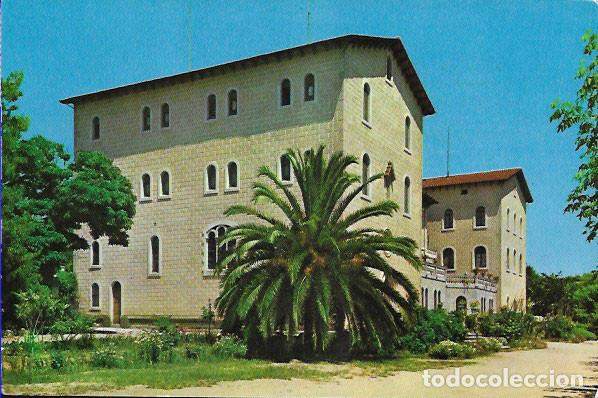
top-left (550, 30), bottom-right (597, 241)
top-left (216, 147), bottom-right (420, 356)
top-left (2, 71), bottom-right (136, 326)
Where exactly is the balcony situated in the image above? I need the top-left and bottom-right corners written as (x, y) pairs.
top-left (446, 273), bottom-right (497, 292)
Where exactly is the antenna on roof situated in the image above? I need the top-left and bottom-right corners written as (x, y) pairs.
top-left (187, 0), bottom-right (193, 70)
top-left (306, 0), bottom-right (312, 43)
top-left (446, 126), bottom-right (451, 177)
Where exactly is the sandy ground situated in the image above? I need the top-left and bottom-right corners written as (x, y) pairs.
top-left (94, 341), bottom-right (597, 398)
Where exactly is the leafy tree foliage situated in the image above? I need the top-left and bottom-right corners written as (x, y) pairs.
top-left (2, 71), bottom-right (136, 326)
top-left (215, 146), bottom-right (421, 356)
top-left (550, 30), bottom-right (597, 241)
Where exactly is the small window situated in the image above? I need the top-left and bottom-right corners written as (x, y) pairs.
top-left (513, 249), bottom-right (517, 274)
top-left (519, 254), bottom-right (523, 274)
top-left (519, 217), bottom-right (523, 237)
top-left (206, 94), bottom-right (217, 120)
top-left (443, 209), bottom-right (454, 230)
top-left (506, 248), bottom-right (510, 271)
top-left (142, 106), bottom-right (151, 131)
top-left (91, 283), bottom-right (100, 308)
top-left (513, 212), bottom-right (518, 235)
top-left (228, 90), bottom-right (238, 116)
top-left (474, 246), bottom-right (487, 268)
top-left (279, 154), bottom-right (292, 183)
top-left (206, 164), bottom-right (217, 193)
top-left (424, 288), bottom-right (429, 309)
top-left (386, 56), bottom-right (392, 81)
top-left (404, 116), bottom-right (411, 150)
top-left (159, 171), bottom-right (170, 197)
top-left (92, 117), bottom-right (100, 140)
top-left (150, 235), bottom-right (160, 274)
top-left (205, 224), bottom-right (235, 271)
top-left (362, 153), bottom-right (371, 197)
top-left (403, 176), bottom-right (411, 214)
top-left (161, 103), bottom-right (170, 128)
top-left (363, 83), bottom-right (371, 123)
top-left (304, 73), bottom-right (315, 101)
top-left (141, 173), bottom-right (151, 199)
top-left (226, 161), bottom-right (239, 190)
top-left (475, 206), bottom-right (486, 227)
top-left (506, 208), bottom-right (511, 231)
top-left (442, 248), bottom-right (455, 270)
top-left (91, 241), bottom-right (100, 267)
top-left (280, 79), bottom-right (291, 106)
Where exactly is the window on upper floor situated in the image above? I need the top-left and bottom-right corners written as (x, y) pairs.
top-left (226, 161), bottom-right (239, 190)
top-left (207, 94), bottom-right (217, 120)
top-left (206, 164), bottom-right (218, 193)
top-left (474, 246), bottom-right (487, 268)
top-left (404, 176), bottom-right (411, 215)
top-left (443, 209), bottom-right (454, 230)
top-left (519, 253), bottom-right (523, 274)
top-left (279, 154), bottom-right (292, 183)
top-left (149, 235), bottom-right (160, 274)
top-left (519, 217), bottom-right (523, 238)
top-left (513, 212), bottom-right (518, 235)
top-left (363, 83), bottom-right (371, 123)
top-left (442, 247), bottom-right (455, 270)
top-left (506, 208), bottom-right (511, 231)
top-left (91, 283), bottom-right (100, 308)
top-left (161, 103), bottom-right (170, 128)
top-left (362, 153), bottom-right (371, 197)
top-left (304, 73), bottom-right (315, 102)
top-left (386, 56), bottom-right (393, 81)
top-left (91, 240), bottom-right (101, 267)
top-left (141, 173), bottom-right (151, 200)
top-left (506, 248), bottom-right (511, 271)
top-left (92, 117), bottom-right (100, 140)
top-left (228, 90), bottom-right (238, 116)
top-left (404, 116), bottom-right (411, 151)
top-left (159, 171), bottom-right (170, 197)
top-left (142, 106), bottom-right (151, 131)
top-left (475, 206), bottom-right (486, 228)
top-left (280, 79), bottom-right (291, 106)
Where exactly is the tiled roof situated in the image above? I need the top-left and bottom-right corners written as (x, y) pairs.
top-left (60, 35), bottom-right (435, 115)
top-left (423, 168), bottom-right (533, 203)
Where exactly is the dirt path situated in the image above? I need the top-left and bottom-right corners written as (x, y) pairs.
top-left (100, 341), bottom-right (597, 398)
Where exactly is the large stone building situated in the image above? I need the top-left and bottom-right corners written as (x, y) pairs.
top-left (61, 35), bottom-right (530, 324)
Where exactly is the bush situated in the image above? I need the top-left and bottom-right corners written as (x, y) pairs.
top-left (94, 315), bottom-right (111, 327)
top-left (473, 338), bottom-right (503, 353)
top-left (429, 340), bottom-right (476, 359)
top-left (91, 343), bottom-right (122, 368)
top-left (50, 350), bottom-right (67, 369)
top-left (544, 315), bottom-right (575, 340)
top-left (49, 314), bottom-right (94, 341)
top-left (120, 316), bottom-right (130, 329)
top-left (399, 308), bottom-right (466, 354)
top-left (137, 330), bottom-right (176, 364)
top-left (213, 335), bottom-right (248, 359)
top-left (478, 310), bottom-right (538, 342)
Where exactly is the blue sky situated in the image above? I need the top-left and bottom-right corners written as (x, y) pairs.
top-left (3, 0), bottom-right (597, 274)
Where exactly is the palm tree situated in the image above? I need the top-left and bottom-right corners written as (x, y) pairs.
top-left (215, 146), bottom-right (421, 356)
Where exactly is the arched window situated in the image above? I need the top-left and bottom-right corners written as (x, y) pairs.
top-left (150, 235), bottom-right (160, 274)
top-left (363, 83), bottom-right (371, 123)
top-left (438, 291), bottom-right (442, 308)
top-left (421, 287), bottom-right (424, 306)
top-left (280, 79), bottom-right (291, 106)
top-left (386, 56), bottom-right (392, 81)
top-left (206, 164), bottom-right (218, 193)
top-left (513, 249), bottom-right (517, 274)
top-left (142, 106), bottom-right (151, 131)
top-left (205, 224), bottom-right (235, 270)
top-left (456, 296), bottom-right (467, 312)
top-left (228, 90), bottom-right (238, 116)
top-left (506, 248), bottom-right (510, 271)
top-left (207, 94), bottom-right (216, 120)
top-left (92, 117), bottom-right (100, 140)
top-left (424, 288), bottom-right (429, 309)
top-left (513, 212), bottom-right (517, 235)
top-left (506, 296), bottom-right (510, 308)
top-left (304, 73), bottom-right (315, 102)
top-left (443, 209), bottom-right (454, 230)
top-left (159, 171), bottom-right (170, 197)
top-left (474, 246), bottom-right (487, 269)
top-left (279, 154), bottom-right (291, 183)
top-left (91, 283), bottom-right (100, 308)
top-left (433, 290), bottom-right (438, 310)
top-left (404, 116), bottom-right (411, 150)
top-left (519, 217), bottom-right (523, 237)
top-left (141, 173), bottom-right (151, 199)
top-left (91, 240), bottom-right (100, 267)
top-left (489, 299), bottom-right (494, 313)
top-left (362, 153), bottom-right (371, 196)
top-left (475, 206), bottom-right (486, 227)
top-left (404, 176), bottom-right (411, 214)
top-left (506, 208), bottom-right (511, 231)
top-left (161, 103), bottom-right (170, 128)
top-left (226, 161), bottom-right (239, 190)
top-left (442, 247), bottom-right (455, 270)
top-left (519, 253), bottom-right (523, 274)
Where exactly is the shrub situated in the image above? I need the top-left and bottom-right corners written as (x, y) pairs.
top-left (49, 314), bottom-right (94, 341)
top-left (213, 335), bottom-right (248, 359)
top-left (544, 315), bottom-right (575, 340)
top-left (154, 316), bottom-right (176, 333)
top-left (473, 338), bottom-right (503, 353)
top-left (429, 340), bottom-right (476, 359)
top-left (137, 330), bottom-right (176, 364)
top-left (50, 350), bottom-right (67, 370)
top-left (478, 310), bottom-right (538, 342)
top-left (398, 308), bottom-right (466, 354)
top-left (94, 315), bottom-right (111, 327)
top-left (120, 316), bottom-right (130, 329)
top-left (91, 343), bottom-right (122, 368)
top-left (184, 343), bottom-right (210, 360)
top-left (570, 324), bottom-right (596, 343)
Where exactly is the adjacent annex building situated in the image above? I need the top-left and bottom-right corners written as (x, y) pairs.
top-left (61, 35), bottom-right (531, 325)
